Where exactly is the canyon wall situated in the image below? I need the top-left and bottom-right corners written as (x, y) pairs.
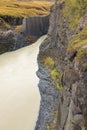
top-left (36, 2), bottom-right (87, 130)
top-left (22, 15), bottom-right (49, 38)
top-left (0, 14), bottom-right (50, 54)
top-left (0, 30), bottom-right (30, 54)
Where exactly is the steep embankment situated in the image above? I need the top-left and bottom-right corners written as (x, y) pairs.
top-left (0, 30), bottom-right (30, 54)
top-left (36, 1), bottom-right (87, 130)
top-left (23, 15), bottom-right (49, 38)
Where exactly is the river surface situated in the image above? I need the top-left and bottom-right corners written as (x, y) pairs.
top-left (0, 35), bottom-right (46, 130)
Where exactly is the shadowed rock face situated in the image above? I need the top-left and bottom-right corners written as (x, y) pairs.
top-left (1, 16), bottom-right (23, 26)
top-left (22, 15), bottom-right (49, 38)
top-left (0, 30), bottom-right (30, 54)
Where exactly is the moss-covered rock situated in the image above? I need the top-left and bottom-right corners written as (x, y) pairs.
top-left (68, 26), bottom-right (87, 52)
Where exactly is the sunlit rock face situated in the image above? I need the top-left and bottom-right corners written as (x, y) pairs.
top-left (22, 15), bottom-right (49, 38)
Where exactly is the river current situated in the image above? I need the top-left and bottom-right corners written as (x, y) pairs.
top-left (0, 35), bottom-right (46, 130)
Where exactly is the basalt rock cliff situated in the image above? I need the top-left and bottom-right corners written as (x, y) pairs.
top-left (36, 2), bottom-right (87, 130)
top-left (0, 30), bottom-right (30, 54)
top-left (22, 15), bottom-right (49, 38)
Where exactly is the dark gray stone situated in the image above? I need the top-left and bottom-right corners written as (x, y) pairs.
top-left (22, 15), bottom-right (49, 38)
top-left (0, 30), bottom-right (30, 54)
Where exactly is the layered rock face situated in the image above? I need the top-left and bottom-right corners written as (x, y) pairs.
top-left (0, 30), bottom-right (30, 54)
top-left (23, 15), bottom-right (49, 38)
top-left (36, 2), bottom-right (87, 130)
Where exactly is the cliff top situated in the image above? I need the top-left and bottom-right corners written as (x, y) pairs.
top-left (0, 0), bottom-right (53, 17)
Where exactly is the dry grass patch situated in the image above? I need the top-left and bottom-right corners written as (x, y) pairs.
top-left (68, 26), bottom-right (87, 51)
top-left (0, 0), bottom-right (53, 17)
top-left (63, 0), bottom-right (87, 30)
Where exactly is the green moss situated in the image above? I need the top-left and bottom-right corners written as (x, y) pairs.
top-left (47, 125), bottom-right (50, 130)
top-left (77, 48), bottom-right (87, 59)
top-left (51, 68), bottom-right (59, 80)
top-left (44, 57), bottom-right (62, 91)
top-left (46, 109), bottom-right (59, 130)
top-left (76, 48), bottom-right (87, 71)
top-left (46, 118), bottom-right (58, 130)
top-left (44, 57), bottom-right (55, 67)
top-left (56, 84), bottom-right (63, 90)
top-left (50, 68), bottom-right (62, 90)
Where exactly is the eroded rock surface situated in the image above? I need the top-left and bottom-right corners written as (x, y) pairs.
top-left (0, 30), bottom-right (30, 54)
top-left (36, 2), bottom-right (87, 130)
top-left (23, 15), bottom-right (49, 38)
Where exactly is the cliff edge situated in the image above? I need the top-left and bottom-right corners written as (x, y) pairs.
top-left (36, 1), bottom-right (87, 130)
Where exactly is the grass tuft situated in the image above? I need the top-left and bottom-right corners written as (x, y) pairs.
top-left (68, 26), bottom-right (87, 51)
top-left (44, 57), bottom-right (62, 91)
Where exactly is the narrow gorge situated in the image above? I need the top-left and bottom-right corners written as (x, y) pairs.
top-left (0, 0), bottom-right (87, 130)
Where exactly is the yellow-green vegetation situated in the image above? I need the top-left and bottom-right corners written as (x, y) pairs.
top-left (50, 68), bottom-right (62, 90)
top-left (46, 110), bottom-right (58, 130)
top-left (0, 17), bottom-right (11, 30)
top-left (68, 26), bottom-right (87, 51)
top-left (47, 120), bottom-right (56, 130)
top-left (46, 108), bottom-right (58, 129)
top-left (77, 48), bottom-right (87, 59)
top-left (46, 109), bottom-right (58, 130)
top-left (44, 57), bottom-right (62, 91)
top-left (44, 57), bottom-right (55, 69)
top-left (63, 0), bottom-right (87, 30)
top-left (0, 0), bottom-right (53, 18)
top-left (15, 25), bottom-right (22, 32)
top-left (77, 48), bottom-right (87, 71)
